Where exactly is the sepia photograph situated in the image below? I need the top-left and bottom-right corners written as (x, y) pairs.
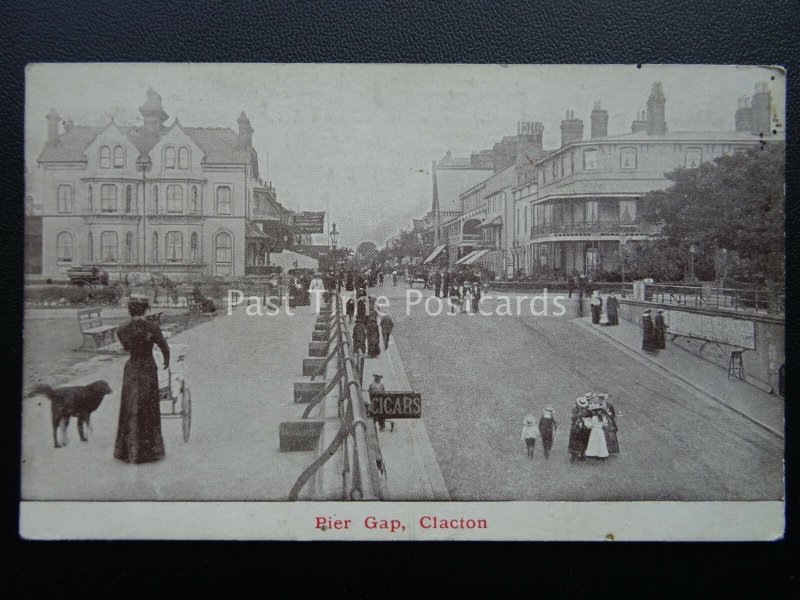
top-left (20, 63), bottom-right (785, 540)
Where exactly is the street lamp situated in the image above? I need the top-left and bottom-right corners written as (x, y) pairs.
top-left (136, 155), bottom-right (152, 267)
top-left (329, 222), bottom-right (339, 250)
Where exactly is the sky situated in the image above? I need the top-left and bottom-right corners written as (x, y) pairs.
top-left (26, 64), bottom-right (785, 249)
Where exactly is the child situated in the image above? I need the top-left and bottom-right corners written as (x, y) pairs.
top-left (521, 414), bottom-right (537, 459)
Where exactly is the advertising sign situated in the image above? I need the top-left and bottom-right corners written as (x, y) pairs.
top-left (370, 392), bottom-right (422, 419)
top-left (293, 211), bottom-right (326, 234)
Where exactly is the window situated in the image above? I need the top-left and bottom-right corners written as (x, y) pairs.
top-left (100, 146), bottom-right (111, 169)
top-left (56, 232), bottom-right (73, 262)
top-left (100, 231), bottom-right (118, 262)
top-left (620, 147), bottom-right (637, 170)
top-left (552, 161), bottom-right (557, 179)
top-left (585, 247), bottom-right (599, 274)
top-left (191, 186), bottom-right (199, 213)
top-left (685, 148), bottom-right (702, 168)
top-left (87, 232), bottom-right (93, 262)
top-left (570, 152), bottom-right (575, 174)
top-left (178, 147), bottom-right (190, 169)
top-left (151, 232), bottom-right (159, 263)
top-left (619, 200), bottom-right (637, 222)
top-left (100, 184), bottom-right (117, 213)
top-left (583, 149), bottom-right (598, 170)
top-left (164, 147), bottom-right (176, 169)
top-left (560, 156), bottom-right (566, 177)
top-left (166, 185), bottom-right (183, 213)
top-left (113, 146), bottom-right (124, 168)
top-left (125, 185), bottom-right (133, 213)
top-left (216, 186), bottom-right (232, 215)
top-left (166, 231), bottom-right (183, 262)
top-left (585, 200), bottom-right (599, 223)
top-left (152, 185), bottom-right (159, 213)
top-left (215, 232), bottom-right (232, 264)
top-left (57, 185), bottom-right (72, 213)
top-left (86, 185), bottom-right (93, 213)
top-left (125, 232), bottom-right (134, 263)
top-left (190, 232), bottom-right (199, 262)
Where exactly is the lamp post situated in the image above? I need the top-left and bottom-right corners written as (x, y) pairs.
top-left (136, 155), bottom-right (152, 267)
top-left (619, 236), bottom-right (628, 284)
top-left (329, 222), bottom-right (339, 250)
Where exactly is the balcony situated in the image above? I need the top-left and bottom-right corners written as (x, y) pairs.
top-left (82, 212), bottom-right (142, 225)
top-left (531, 220), bottom-right (659, 239)
top-left (147, 211), bottom-right (203, 225)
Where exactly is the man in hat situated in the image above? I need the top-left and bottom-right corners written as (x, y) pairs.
top-left (654, 309), bottom-right (667, 349)
top-left (568, 396), bottom-right (590, 462)
top-left (590, 290), bottom-right (603, 324)
top-left (642, 310), bottom-right (657, 353)
top-left (308, 272), bottom-right (326, 314)
top-left (380, 312), bottom-right (394, 351)
top-left (368, 373), bottom-right (387, 432)
top-left (538, 406), bottom-right (557, 459)
top-left (605, 292), bottom-right (619, 326)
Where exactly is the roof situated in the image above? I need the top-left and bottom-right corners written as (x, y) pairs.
top-left (38, 122), bottom-right (255, 166)
top-left (599, 130), bottom-right (777, 143)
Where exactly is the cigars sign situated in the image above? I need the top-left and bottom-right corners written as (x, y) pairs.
top-left (370, 392), bottom-right (422, 419)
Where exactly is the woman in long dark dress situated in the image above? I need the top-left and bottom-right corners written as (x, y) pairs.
top-left (114, 297), bottom-right (170, 464)
top-left (366, 310), bottom-right (381, 358)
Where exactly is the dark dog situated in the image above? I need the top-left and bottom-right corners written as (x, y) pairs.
top-left (27, 380), bottom-right (113, 448)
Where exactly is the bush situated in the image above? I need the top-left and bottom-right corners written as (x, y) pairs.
top-left (25, 285), bottom-right (120, 306)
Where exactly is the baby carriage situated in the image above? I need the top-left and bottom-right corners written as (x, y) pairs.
top-left (157, 343), bottom-right (191, 442)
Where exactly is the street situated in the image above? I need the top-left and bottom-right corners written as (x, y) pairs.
top-left (379, 283), bottom-right (783, 501)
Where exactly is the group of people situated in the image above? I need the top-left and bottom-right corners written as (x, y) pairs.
top-left (588, 290), bottom-right (620, 326)
top-left (430, 270), bottom-right (484, 313)
top-left (567, 393), bottom-right (619, 462)
top-left (641, 309), bottom-right (667, 353)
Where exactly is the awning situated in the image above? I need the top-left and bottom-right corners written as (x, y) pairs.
top-left (245, 222), bottom-right (270, 239)
top-left (478, 215), bottom-right (502, 227)
top-left (423, 244), bottom-right (447, 264)
top-left (462, 249), bottom-right (491, 265)
top-left (455, 250), bottom-right (479, 265)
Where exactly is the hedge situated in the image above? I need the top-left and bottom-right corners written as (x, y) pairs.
top-left (25, 286), bottom-right (121, 306)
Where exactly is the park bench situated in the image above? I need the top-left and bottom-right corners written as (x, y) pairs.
top-left (77, 307), bottom-right (117, 350)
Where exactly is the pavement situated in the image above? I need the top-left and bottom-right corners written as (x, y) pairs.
top-left (575, 316), bottom-right (784, 438)
top-left (22, 302), bottom-right (318, 501)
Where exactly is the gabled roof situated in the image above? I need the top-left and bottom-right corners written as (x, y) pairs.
top-left (184, 127), bottom-right (255, 164)
top-left (37, 125), bottom-right (106, 163)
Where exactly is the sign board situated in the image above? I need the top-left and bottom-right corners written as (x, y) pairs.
top-left (293, 211), bottom-right (325, 234)
top-left (370, 392), bottom-right (422, 419)
top-left (665, 309), bottom-right (756, 349)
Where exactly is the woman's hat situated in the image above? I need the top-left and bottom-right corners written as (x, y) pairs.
top-left (585, 392), bottom-right (594, 398)
top-left (372, 373), bottom-right (383, 380)
top-left (544, 405), bottom-right (554, 412)
top-left (576, 398), bottom-right (589, 408)
top-left (524, 414), bottom-right (535, 424)
top-left (129, 294), bottom-right (150, 305)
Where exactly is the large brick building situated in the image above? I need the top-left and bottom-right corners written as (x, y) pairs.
top-left (419, 82), bottom-right (782, 278)
top-left (28, 88), bottom-right (310, 282)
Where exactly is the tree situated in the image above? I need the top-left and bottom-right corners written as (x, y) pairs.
top-left (354, 241), bottom-right (379, 268)
top-left (640, 143), bottom-right (784, 284)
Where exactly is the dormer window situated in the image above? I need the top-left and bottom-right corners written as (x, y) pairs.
top-left (583, 149), bottom-right (598, 170)
top-left (178, 146), bottom-right (190, 169)
top-left (113, 145), bottom-right (125, 168)
top-left (164, 146), bottom-right (176, 169)
top-left (100, 146), bottom-right (111, 169)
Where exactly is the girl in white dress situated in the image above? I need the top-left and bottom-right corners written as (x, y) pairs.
top-left (583, 411), bottom-right (609, 459)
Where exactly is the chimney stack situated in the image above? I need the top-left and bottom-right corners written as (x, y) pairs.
top-left (46, 108), bottom-right (60, 145)
top-left (646, 82), bottom-right (667, 135)
top-left (560, 110), bottom-right (584, 147)
top-left (631, 110), bottom-right (648, 133)
top-left (590, 101), bottom-right (608, 139)
top-left (735, 96), bottom-right (753, 132)
top-left (237, 111), bottom-right (254, 149)
top-left (138, 88), bottom-right (168, 139)
top-left (750, 82), bottom-right (772, 136)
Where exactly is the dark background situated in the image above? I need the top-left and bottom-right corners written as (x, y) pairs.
top-left (3, 0), bottom-right (797, 594)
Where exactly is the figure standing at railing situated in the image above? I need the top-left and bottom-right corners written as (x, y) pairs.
top-left (366, 309), bottom-right (381, 358)
top-left (605, 293), bottom-right (619, 326)
top-left (642, 310), bottom-right (657, 353)
top-left (590, 290), bottom-right (603, 324)
top-left (654, 309), bottom-right (667, 349)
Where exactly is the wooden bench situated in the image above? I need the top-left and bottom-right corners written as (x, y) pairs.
top-left (77, 307), bottom-right (117, 350)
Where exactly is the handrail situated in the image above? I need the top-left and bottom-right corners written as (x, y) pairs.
top-left (288, 291), bottom-right (387, 501)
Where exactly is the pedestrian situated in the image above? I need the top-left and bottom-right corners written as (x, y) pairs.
top-left (346, 270), bottom-right (354, 292)
top-left (590, 290), bottom-right (603, 324)
top-left (368, 373), bottom-right (387, 432)
top-left (642, 310), bottom-right (657, 353)
top-left (605, 293), bottom-right (619, 326)
top-left (654, 309), bottom-right (667, 349)
top-left (599, 394), bottom-right (620, 455)
top-left (308, 272), bottom-right (325, 314)
top-left (461, 281), bottom-right (473, 313)
top-left (567, 274), bottom-right (575, 298)
top-left (568, 396), bottom-right (590, 462)
top-left (538, 405), bottom-right (557, 459)
top-left (346, 297), bottom-right (355, 322)
top-left (380, 313), bottom-right (394, 350)
top-left (583, 410), bottom-right (610, 459)
top-left (433, 270), bottom-right (442, 297)
top-left (521, 414), bottom-right (537, 459)
top-left (378, 271), bottom-right (384, 286)
top-left (448, 283), bottom-right (461, 314)
top-left (366, 310), bottom-right (381, 358)
top-left (442, 270), bottom-right (451, 299)
top-left (352, 320), bottom-right (367, 355)
top-left (392, 270), bottom-right (398, 286)
top-left (472, 279), bottom-right (481, 313)
top-left (355, 291), bottom-right (368, 323)
top-left (113, 295), bottom-right (169, 464)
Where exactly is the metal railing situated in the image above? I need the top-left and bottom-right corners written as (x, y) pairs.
top-left (643, 283), bottom-right (785, 316)
top-left (531, 220), bottom-right (657, 238)
top-left (288, 293), bottom-right (387, 501)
